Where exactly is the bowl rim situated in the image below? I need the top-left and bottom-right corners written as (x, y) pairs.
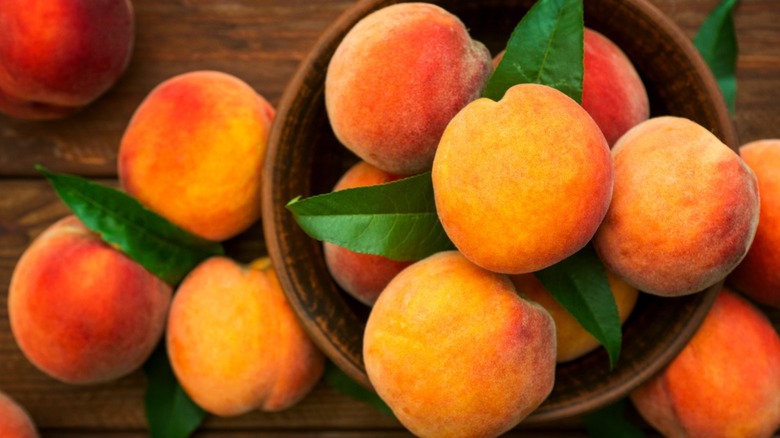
top-left (263, 0), bottom-right (735, 424)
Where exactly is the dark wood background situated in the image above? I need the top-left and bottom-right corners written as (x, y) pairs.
top-left (1, 0), bottom-right (778, 436)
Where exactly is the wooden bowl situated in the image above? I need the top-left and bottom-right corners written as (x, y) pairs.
top-left (263, 0), bottom-right (735, 424)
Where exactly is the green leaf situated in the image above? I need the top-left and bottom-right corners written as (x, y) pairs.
top-left (483, 0), bottom-right (584, 102)
top-left (694, 0), bottom-right (739, 114)
top-left (324, 361), bottom-right (394, 417)
top-left (584, 399), bottom-right (646, 438)
top-left (37, 165), bottom-right (224, 286)
top-left (144, 344), bottom-right (206, 438)
top-left (534, 245), bottom-right (622, 367)
top-left (286, 172), bottom-right (454, 261)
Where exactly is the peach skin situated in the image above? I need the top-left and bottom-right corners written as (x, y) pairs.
top-left (630, 289), bottom-right (780, 437)
top-left (0, 392), bottom-right (38, 438)
top-left (323, 161), bottom-right (413, 305)
top-left (325, 2), bottom-right (492, 175)
top-left (119, 70), bottom-right (274, 241)
top-left (511, 270), bottom-right (638, 362)
top-left (8, 215), bottom-right (171, 384)
top-left (432, 83), bottom-right (613, 274)
top-left (594, 116), bottom-right (759, 297)
top-left (364, 251), bottom-right (556, 437)
top-left (728, 139), bottom-right (780, 308)
top-left (167, 257), bottom-right (325, 416)
top-left (0, 0), bottom-right (134, 120)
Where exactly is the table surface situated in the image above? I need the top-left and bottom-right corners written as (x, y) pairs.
top-left (1, 0), bottom-right (779, 436)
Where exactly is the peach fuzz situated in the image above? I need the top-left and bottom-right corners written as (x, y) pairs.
top-left (728, 139), bottom-right (780, 308)
top-left (167, 257), bottom-right (325, 416)
top-left (8, 215), bottom-right (171, 384)
top-left (492, 29), bottom-right (649, 147)
top-left (630, 289), bottom-right (780, 437)
top-left (119, 70), bottom-right (274, 241)
top-left (0, 0), bottom-right (134, 120)
top-left (594, 116), bottom-right (759, 297)
top-left (510, 270), bottom-right (638, 362)
top-left (323, 161), bottom-right (413, 305)
top-left (325, 2), bottom-right (492, 175)
top-left (0, 392), bottom-right (38, 438)
top-left (364, 251), bottom-right (556, 437)
top-left (432, 83), bottom-right (613, 274)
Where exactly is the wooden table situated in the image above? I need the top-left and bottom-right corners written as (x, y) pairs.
top-left (1, 0), bottom-right (778, 436)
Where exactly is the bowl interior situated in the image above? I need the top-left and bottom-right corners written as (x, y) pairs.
top-left (263, 0), bottom-right (733, 423)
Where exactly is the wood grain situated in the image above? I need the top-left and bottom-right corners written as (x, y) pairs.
top-left (0, 0), bottom-right (778, 436)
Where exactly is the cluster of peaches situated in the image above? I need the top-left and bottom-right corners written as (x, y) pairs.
top-left (320, 3), bottom-right (780, 437)
top-left (1, 0), bottom-right (325, 435)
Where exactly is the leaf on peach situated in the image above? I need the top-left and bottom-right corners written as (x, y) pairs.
top-left (535, 245), bottom-right (622, 368)
top-left (286, 172), bottom-right (454, 261)
top-left (37, 165), bottom-right (224, 286)
top-left (483, 0), bottom-right (584, 102)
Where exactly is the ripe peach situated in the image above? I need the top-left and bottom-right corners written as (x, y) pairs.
top-left (118, 71), bottom-right (274, 241)
top-left (594, 116), bottom-right (759, 296)
top-left (432, 83), bottom-right (613, 274)
top-left (0, 392), bottom-right (38, 438)
top-left (325, 3), bottom-right (492, 175)
top-left (510, 270), bottom-right (638, 362)
top-left (492, 29), bottom-right (649, 147)
top-left (581, 29), bottom-right (649, 147)
top-left (364, 251), bottom-right (556, 437)
top-left (630, 289), bottom-right (780, 437)
top-left (728, 139), bottom-right (780, 308)
top-left (167, 257), bottom-right (325, 416)
top-left (323, 161), bottom-right (413, 305)
top-left (0, 0), bottom-right (134, 120)
top-left (8, 215), bottom-right (171, 384)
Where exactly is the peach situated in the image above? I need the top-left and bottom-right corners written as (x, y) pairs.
top-left (0, 392), bottom-right (38, 438)
top-left (118, 71), bottom-right (274, 241)
top-left (8, 215), bottom-right (171, 384)
top-left (581, 29), bottom-right (649, 146)
top-left (630, 289), bottom-right (780, 437)
top-left (167, 257), bottom-right (325, 416)
top-left (728, 139), bottom-right (780, 308)
top-left (325, 3), bottom-right (493, 175)
top-left (510, 270), bottom-right (639, 362)
top-left (364, 251), bottom-right (556, 437)
top-left (323, 161), bottom-right (413, 305)
top-left (432, 83), bottom-right (613, 274)
top-left (0, 0), bottom-right (133, 120)
top-left (594, 116), bottom-right (759, 297)
top-left (492, 29), bottom-right (649, 147)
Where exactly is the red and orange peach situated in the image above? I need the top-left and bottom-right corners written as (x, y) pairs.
top-left (167, 257), bottom-right (325, 416)
top-left (433, 83), bottom-right (613, 274)
top-left (8, 215), bottom-right (171, 384)
top-left (0, 0), bottom-right (134, 120)
top-left (323, 161), bottom-right (413, 305)
top-left (325, 2), bottom-right (492, 175)
top-left (119, 70), bottom-right (274, 241)
top-left (364, 251), bottom-right (556, 437)
top-left (594, 116), bottom-right (759, 296)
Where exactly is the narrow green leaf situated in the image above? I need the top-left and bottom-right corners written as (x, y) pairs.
top-left (534, 245), bottom-right (621, 367)
top-left (584, 399), bottom-right (646, 438)
top-left (694, 0), bottom-right (739, 114)
top-left (37, 165), bottom-right (224, 286)
top-left (483, 0), bottom-right (584, 102)
top-left (144, 344), bottom-right (206, 438)
top-left (324, 361), bottom-right (394, 417)
top-left (286, 172), bottom-right (454, 261)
